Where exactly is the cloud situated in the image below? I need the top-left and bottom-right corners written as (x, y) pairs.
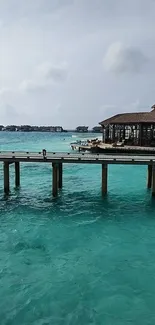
top-left (0, 88), bottom-right (17, 107)
top-left (2, 104), bottom-right (18, 117)
top-left (1, 0), bottom-right (155, 127)
top-left (19, 62), bottom-right (68, 93)
top-left (103, 42), bottom-right (148, 74)
top-left (0, 87), bottom-right (11, 98)
top-left (0, 104), bottom-right (19, 124)
top-left (38, 62), bottom-right (68, 82)
top-left (19, 79), bottom-right (47, 92)
top-left (0, 102), bottom-right (31, 125)
top-left (0, 19), bottom-right (3, 28)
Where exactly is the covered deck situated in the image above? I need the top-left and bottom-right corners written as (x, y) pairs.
top-left (100, 105), bottom-right (155, 147)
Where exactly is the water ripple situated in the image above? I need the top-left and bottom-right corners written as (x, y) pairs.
top-left (0, 133), bottom-right (155, 324)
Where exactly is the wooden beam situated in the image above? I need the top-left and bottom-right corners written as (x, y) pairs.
top-left (147, 165), bottom-right (152, 189)
top-left (102, 164), bottom-right (108, 195)
top-left (112, 125), bottom-right (115, 143)
top-left (4, 162), bottom-right (10, 194)
top-left (52, 163), bottom-right (58, 197)
top-left (139, 123), bottom-right (142, 146)
top-left (103, 127), bottom-right (105, 143)
top-left (123, 125), bottom-right (125, 141)
top-left (58, 163), bottom-right (63, 189)
top-left (15, 162), bottom-right (20, 187)
top-left (152, 166), bottom-right (155, 196)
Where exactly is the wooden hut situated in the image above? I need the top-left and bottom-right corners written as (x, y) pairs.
top-left (76, 126), bottom-right (88, 132)
top-left (99, 105), bottom-right (155, 147)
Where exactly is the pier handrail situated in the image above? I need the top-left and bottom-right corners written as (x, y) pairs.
top-left (0, 151), bottom-right (155, 165)
top-left (1, 151), bottom-right (155, 197)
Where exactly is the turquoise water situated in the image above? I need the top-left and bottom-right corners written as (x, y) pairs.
top-left (0, 132), bottom-right (155, 325)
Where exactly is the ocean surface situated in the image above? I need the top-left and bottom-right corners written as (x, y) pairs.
top-left (0, 132), bottom-right (155, 325)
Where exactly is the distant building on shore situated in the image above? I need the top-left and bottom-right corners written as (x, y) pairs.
top-left (5, 125), bottom-right (19, 132)
top-left (50, 126), bottom-right (63, 132)
top-left (99, 104), bottom-right (155, 147)
top-left (76, 126), bottom-right (88, 132)
top-left (92, 126), bottom-right (102, 133)
top-left (0, 125), bottom-right (64, 132)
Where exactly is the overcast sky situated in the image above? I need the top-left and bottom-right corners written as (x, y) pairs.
top-left (0, 0), bottom-right (155, 128)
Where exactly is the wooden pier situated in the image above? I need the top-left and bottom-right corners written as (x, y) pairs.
top-left (1, 151), bottom-right (155, 196)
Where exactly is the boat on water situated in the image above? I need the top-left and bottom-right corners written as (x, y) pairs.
top-left (70, 138), bottom-right (102, 151)
top-left (70, 140), bottom-right (88, 150)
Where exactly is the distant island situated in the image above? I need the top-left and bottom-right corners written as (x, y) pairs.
top-left (0, 125), bottom-right (102, 133)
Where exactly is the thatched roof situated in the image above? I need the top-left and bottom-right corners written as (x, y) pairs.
top-left (100, 106), bottom-right (155, 126)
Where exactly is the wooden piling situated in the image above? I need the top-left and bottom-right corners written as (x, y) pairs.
top-left (52, 163), bottom-right (58, 197)
top-left (102, 164), bottom-right (108, 195)
top-left (15, 162), bottom-right (20, 187)
top-left (4, 162), bottom-right (10, 194)
top-left (152, 166), bottom-right (155, 196)
top-left (147, 165), bottom-right (152, 189)
top-left (58, 163), bottom-right (63, 189)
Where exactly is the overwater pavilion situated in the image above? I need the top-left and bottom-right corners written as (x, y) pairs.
top-left (99, 105), bottom-right (155, 147)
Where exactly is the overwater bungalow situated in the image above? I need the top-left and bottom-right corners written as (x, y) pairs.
top-left (76, 126), bottom-right (88, 132)
top-left (92, 126), bottom-right (102, 133)
top-left (99, 105), bottom-right (155, 147)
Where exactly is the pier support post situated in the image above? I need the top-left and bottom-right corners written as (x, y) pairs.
top-left (152, 166), bottom-right (155, 196)
top-left (15, 162), bottom-right (20, 187)
top-left (58, 163), bottom-right (63, 189)
top-left (52, 163), bottom-right (58, 197)
top-left (102, 164), bottom-right (108, 196)
top-left (147, 165), bottom-right (152, 189)
top-left (4, 162), bottom-right (10, 194)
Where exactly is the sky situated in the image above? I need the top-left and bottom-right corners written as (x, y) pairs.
top-left (0, 0), bottom-right (155, 128)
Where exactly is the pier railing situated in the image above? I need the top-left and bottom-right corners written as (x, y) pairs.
top-left (0, 151), bottom-right (155, 196)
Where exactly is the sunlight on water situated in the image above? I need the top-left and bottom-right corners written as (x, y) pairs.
top-left (0, 132), bottom-right (155, 324)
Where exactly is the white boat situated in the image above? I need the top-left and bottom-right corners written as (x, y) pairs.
top-left (70, 140), bottom-right (88, 150)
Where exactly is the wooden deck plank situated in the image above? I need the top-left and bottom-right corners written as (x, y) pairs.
top-left (0, 151), bottom-right (155, 165)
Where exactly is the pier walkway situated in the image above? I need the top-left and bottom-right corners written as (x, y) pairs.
top-left (0, 151), bottom-right (155, 196)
